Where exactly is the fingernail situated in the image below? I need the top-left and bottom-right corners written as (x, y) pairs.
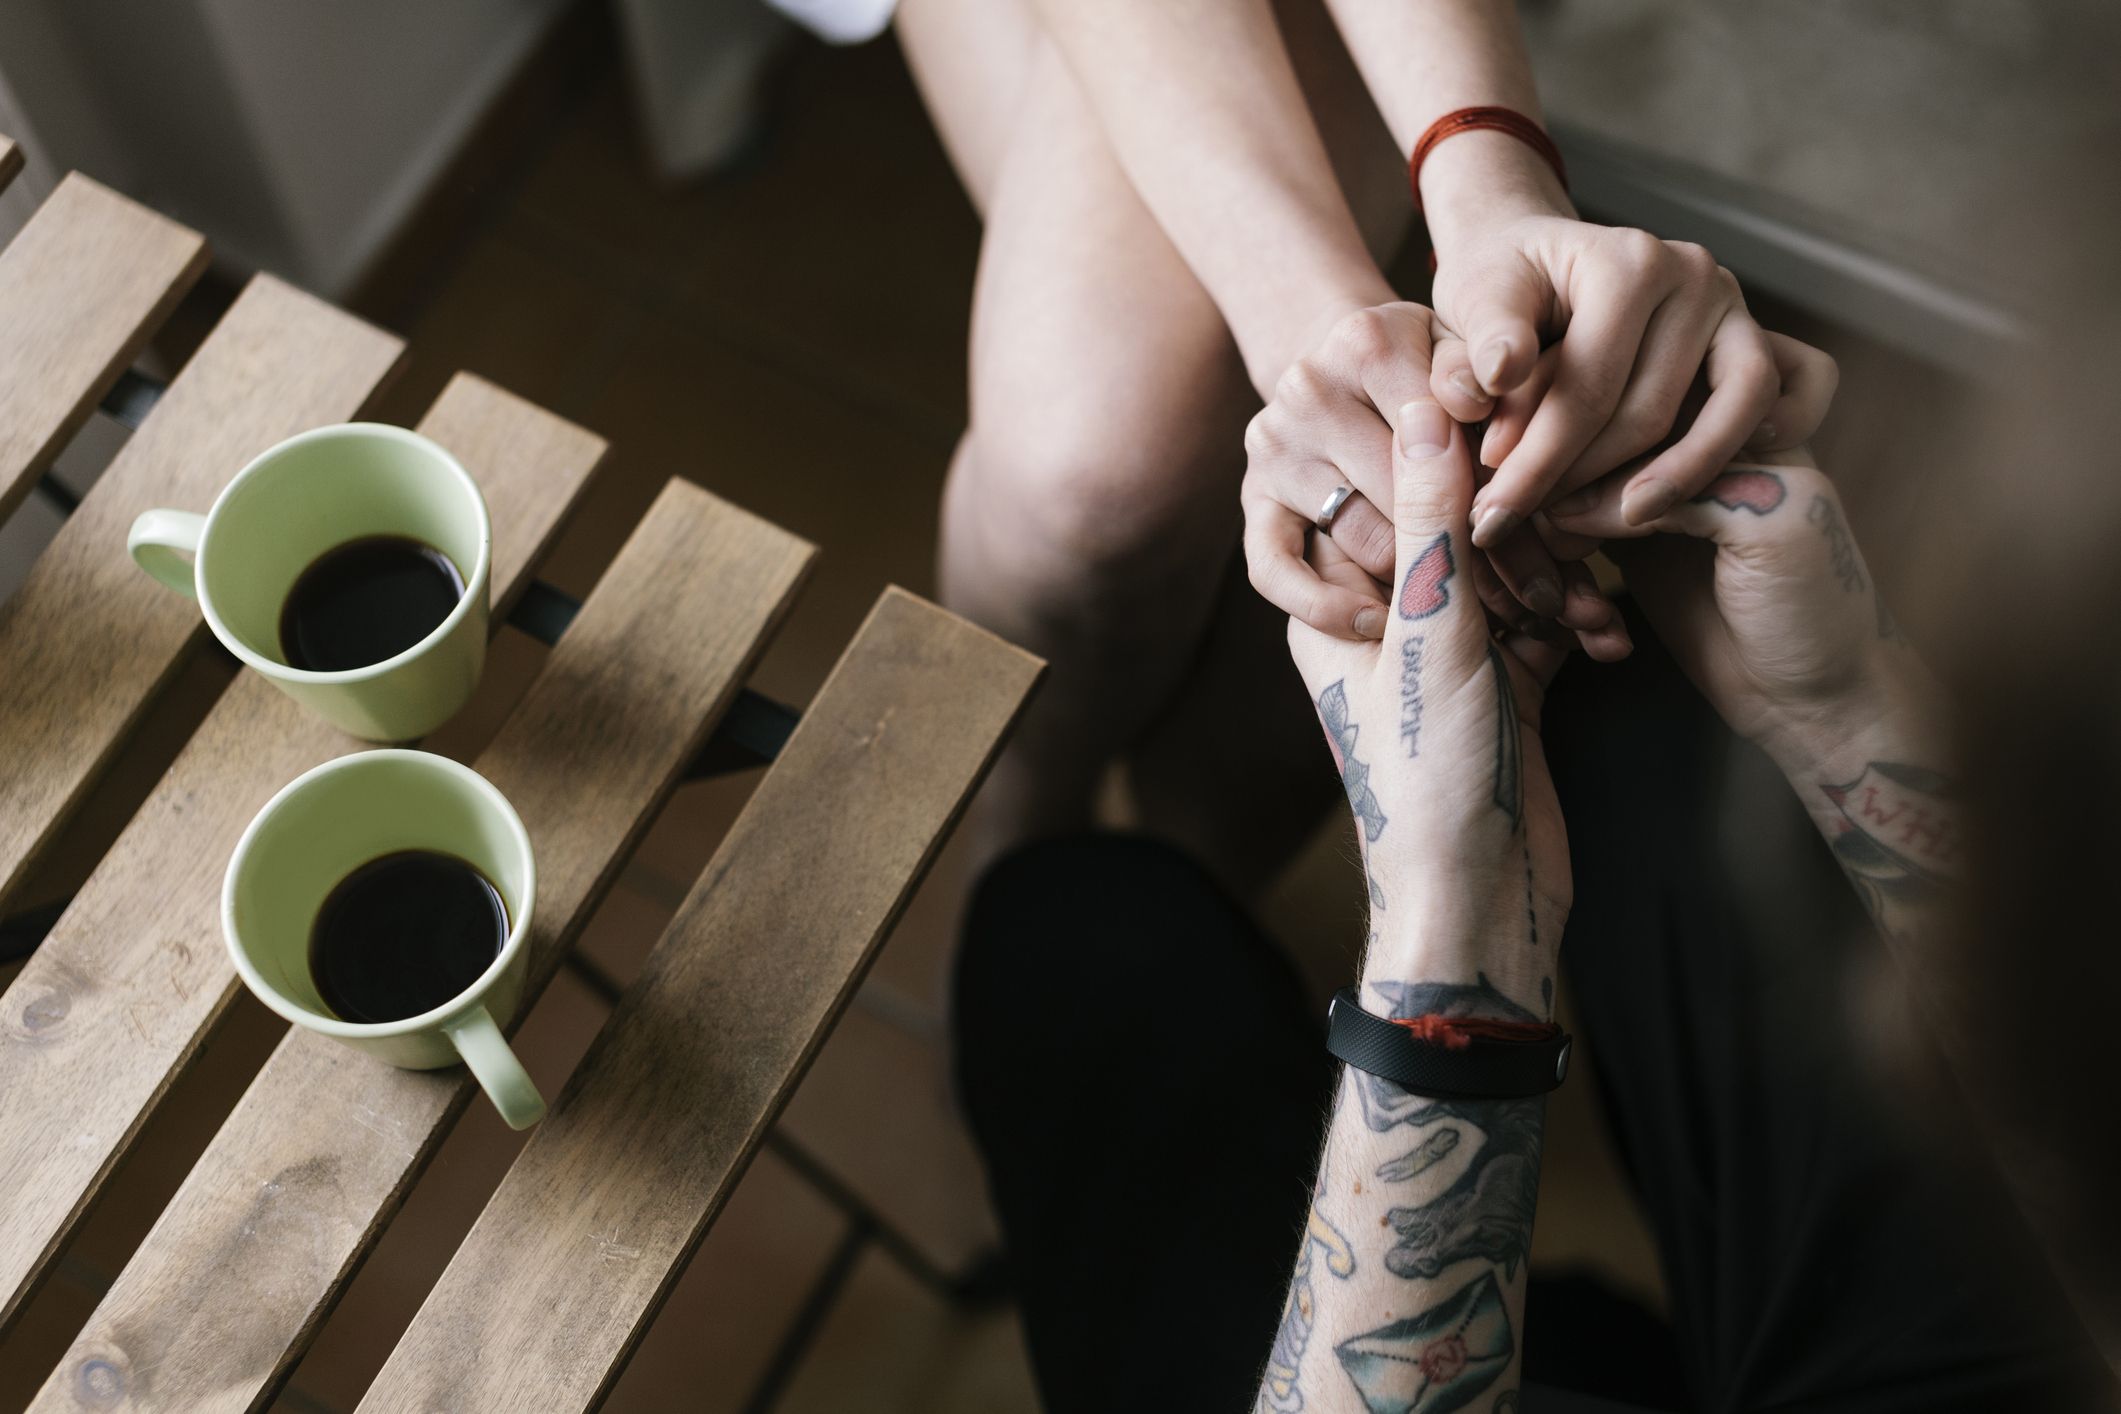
top-left (1479, 420), bottom-right (1505, 468)
top-left (1354, 604), bottom-right (1386, 639)
top-left (1748, 420), bottom-right (1776, 448)
top-left (1522, 577), bottom-right (1564, 618)
top-left (1447, 370), bottom-right (1489, 404)
top-left (1477, 338), bottom-right (1513, 391)
top-left (1549, 485), bottom-right (1600, 517)
top-left (1471, 505), bottom-right (1521, 548)
top-left (1622, 478), bottom-right (1679, 525)
top-left (1399, 399), bottom-right (1452, 459)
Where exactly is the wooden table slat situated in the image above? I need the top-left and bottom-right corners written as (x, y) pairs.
top-left (0, 172), bottom-right (209, 524)
top-left (30, 479), bottom-right (815, 1414)
top-left (0, 274), bottom-right (404, 909)
top-left (0, 135), bottom-right (22, 192)
top-left (0, 373), bottom-right (600, 1333)
top-left (360, 588), bottom-right (1040, 1413)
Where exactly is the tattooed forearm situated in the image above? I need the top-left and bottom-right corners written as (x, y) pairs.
top-left (1261, 972), bottom-right (1547, 1414)
top-left (1485, 648), bottom-right (1523, 830)
top-left (1808, 494), bottom-right (1866, 592)
top-left (1258, 1198), bottom-right (1358, 1412)
top-left (1353, 981), bottom-right (1544, 1282)
top-left (1377, 1127), bottom-right (1459, 1184)
top-left (1822, 760), bottom-right (1959, 942)
top-left (1304, 977), bottom-right (1545, 1414)
top-left (1399, 639), bottom-right (1426, 758)
top-left (1337, 1272), bottom-right (1514, 1413)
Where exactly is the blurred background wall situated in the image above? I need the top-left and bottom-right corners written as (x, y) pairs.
top-left (0, 0), bottom-right (570, 293)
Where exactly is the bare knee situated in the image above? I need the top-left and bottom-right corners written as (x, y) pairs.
top-left (956, 419), bottom-right (1241, 596)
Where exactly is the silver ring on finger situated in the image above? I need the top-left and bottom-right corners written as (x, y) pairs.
top-left (1315, 483), bottom-right (1357, 532)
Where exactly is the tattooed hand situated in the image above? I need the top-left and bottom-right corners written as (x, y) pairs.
top-left (1545, 448), bottom-right (1924, 763)
top-left (1288, 398), bottom-right (1572, 979)
top-left (1260, 402), bottom-right (1571, 1414)
top-left (1546, 448), bottom-right (1953, 947)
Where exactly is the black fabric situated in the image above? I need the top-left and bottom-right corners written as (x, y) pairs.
top-left (954, 834), bottom-right (1336, 1414)
top-left (953, 612), bottom-right (2110, 1413)
top-left (1540, 603), bottom-right (2109, 1414)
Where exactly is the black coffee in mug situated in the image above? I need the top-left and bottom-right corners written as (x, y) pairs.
top-left (310, 850), bottom-right (508, 1024)
top-left (279, 535), bottom-right (465, 673)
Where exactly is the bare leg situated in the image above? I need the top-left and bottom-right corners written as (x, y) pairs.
top-left (1127, 0), bottom-right (1415, 892)
top-left (910, 27), bottom-right (1260, 863)
top-left (901, 0), bottom-right (1411, 885)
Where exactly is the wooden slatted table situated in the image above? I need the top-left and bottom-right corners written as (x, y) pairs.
top-left (0, 147), bottom-right (1040, 1410)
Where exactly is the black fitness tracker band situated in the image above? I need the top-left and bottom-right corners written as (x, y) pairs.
top-left (1326, 988), bottom-right (1572, 1101)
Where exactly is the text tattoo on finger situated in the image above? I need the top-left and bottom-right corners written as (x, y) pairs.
top-left (1693, 467), bottom-right (1786, 514)
top-left (1808, 494), bottom-right (1866, 592)
top-left (1400, 639), bottom-right (1426, 758)
top-left (1400, 533), bottom-right (1455, 619)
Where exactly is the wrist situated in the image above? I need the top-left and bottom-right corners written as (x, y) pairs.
top-left (1758, 652), bottom-right (1951, 799)
top-left (1247, 268), bottom-right (1402, 395)
top-left (1419, 130), bottom-right (1575, 262)
top-left (1360, 881), bottom-right (1556, 1015)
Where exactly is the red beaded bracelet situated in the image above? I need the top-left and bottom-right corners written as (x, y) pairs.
top-left (1408, 105), bottom-right (1569, 217)
top-left (1390, 1013), bottom-right (1563, 1051)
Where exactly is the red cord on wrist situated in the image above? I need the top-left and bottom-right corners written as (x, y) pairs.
top-left (1408, 105), bottom-right (1569, 217)
top-left (1391, 1014), bottom-right (1563, 1050)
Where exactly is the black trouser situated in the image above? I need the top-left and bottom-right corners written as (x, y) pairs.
top-left (952, 610), bottom-right (2108, 1413)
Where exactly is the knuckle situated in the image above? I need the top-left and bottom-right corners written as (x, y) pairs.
top-left (1807, 347), bottom-right (1842, 395)
top-left (1273, 360), bottom-right (1329, 407)
top-left (1243, 409), bottom-right (1284, 460)
top-left (1603, 226), bottom-right (1665, 274)
top-left (1330, 307), bottom-right (1399, 365)
top-left (1668, 240), bottom-right (1717, 276)
top-left (1713, 263), bottom-right (1744, 301)
top-left (1613, 400), bottom-right (1676, 451)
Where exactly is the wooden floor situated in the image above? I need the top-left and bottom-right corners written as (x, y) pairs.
top-left (0, 24), bottom-right (1676, 1412)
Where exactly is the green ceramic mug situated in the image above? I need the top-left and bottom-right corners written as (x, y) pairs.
top-left (223, 749), bottom-right (547, 1130)
top-left (127, 423), bottom-right (491, 742)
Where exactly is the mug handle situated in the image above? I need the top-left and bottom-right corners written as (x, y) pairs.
top-left (127, 509), bottom-right (207, 598)
top-left (445, 1006), bottom-right (547, 1130)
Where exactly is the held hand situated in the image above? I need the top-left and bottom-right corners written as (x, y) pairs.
top-left (1544, 449), bottom-right (1923, 766)
top-left (1283, 399), bottom-right (1571, 973)
top-left (1242, 304), bottom-right (1629, 658)
top-left (1426, 215), bottom-right (1840, 542)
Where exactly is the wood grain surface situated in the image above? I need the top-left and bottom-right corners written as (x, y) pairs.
top-left (30, 479), bottom-right (815, 1413)
top-left (0, 275), bottom-right (404, 909)
top-left (0, 374), bottom-right (599, 1334)
top-left (0, 172), bottom-right (208, 523)
top-left (359, 588), bottom-right (1040, 1413)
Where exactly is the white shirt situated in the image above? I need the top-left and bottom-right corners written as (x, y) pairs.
top-left (766, 0), bottom-right (896, 44)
